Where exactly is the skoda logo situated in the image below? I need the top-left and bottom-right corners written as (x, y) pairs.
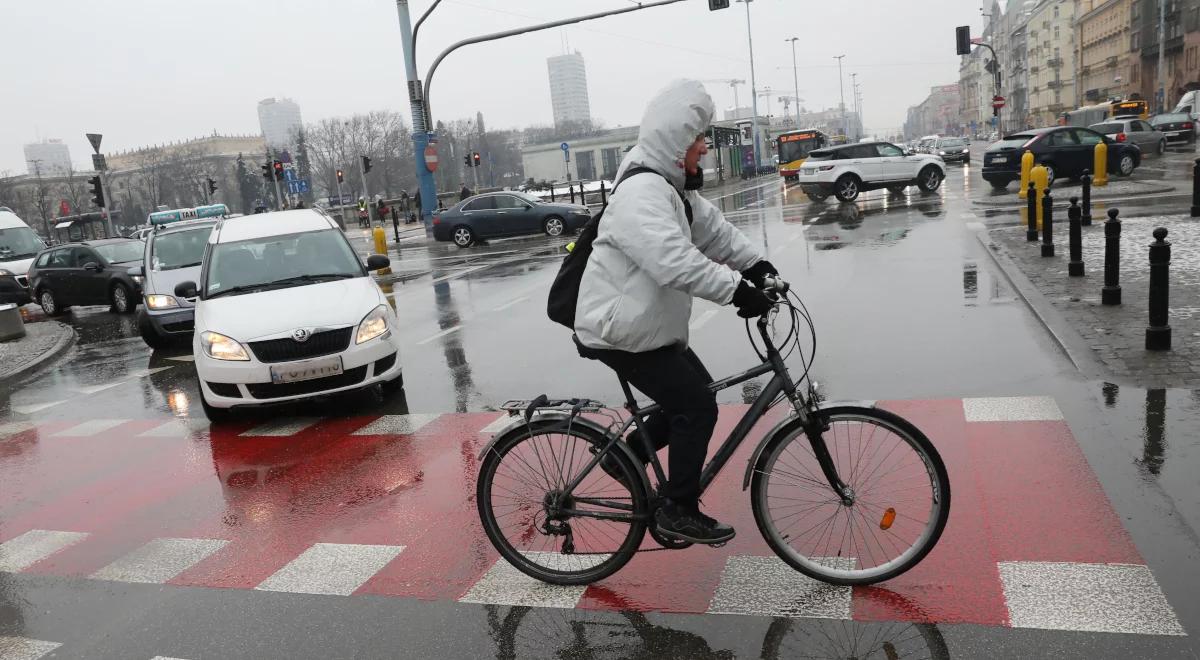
top-left (291, 328), bottom-right (311, 343)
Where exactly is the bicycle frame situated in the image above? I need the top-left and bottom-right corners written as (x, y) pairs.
top-left (557, 315), bottom-right (852, 517)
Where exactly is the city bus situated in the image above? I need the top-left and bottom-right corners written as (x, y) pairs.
top-left (1065, 99), bottom-right (1150, 128)
top-left (776, 129), bottom-right (829, 181)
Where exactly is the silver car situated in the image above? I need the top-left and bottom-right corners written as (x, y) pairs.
top-left (131, 218), bottom-right (217, 348)
top-left (1090, 117), bottom-right (1167, 156)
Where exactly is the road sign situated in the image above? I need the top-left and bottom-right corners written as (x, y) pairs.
top-left (86, 133), bottom-right (103, 153)
top-left (560, 142), bottom-right (569, 152)
top-left (286, 179), bottom-right (310, 194)
top-left (424, 143), bottom-right (439, 172)
top-left (992, 95), bottom-right (1006, 109)
top-left (91, 154), bottom-right (107, 172)
top-left (283, 168), bottom-right (298, 182)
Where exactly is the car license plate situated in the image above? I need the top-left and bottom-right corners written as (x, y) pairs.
top-left (990, 156), bottom-right (1007, 163)
top-left (1167, 131), bottom-right (1182, 137)
top-left (269, 355), bottom-right (343, 384)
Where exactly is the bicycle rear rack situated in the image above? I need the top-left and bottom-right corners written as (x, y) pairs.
top-left (500, 395), bottom-right (608, 421)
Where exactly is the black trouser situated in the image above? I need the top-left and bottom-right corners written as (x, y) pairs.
top-left (590, 344), bottom-right (717, 508)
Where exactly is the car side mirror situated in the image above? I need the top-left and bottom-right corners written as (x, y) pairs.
top-left (366, 254), bottom-right (390, 270)
top-left (127, 265), bottom-right (144, 277)
top-left (83, 262), bottom-right (103, 272)
top-left (174, 281), bottom-right (198, 299)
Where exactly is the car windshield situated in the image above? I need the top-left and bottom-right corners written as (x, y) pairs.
top-left (0, 226), bottom-right (46, 260)
top-left (94, 241), bottom-right (145, 264)
top-left (510, 191), bottom-right (541, 204)
top-left (151, 225), bottom-right (214, 271)
top-left (204, 229), bottom-right (363, 298)
top-left (939, 138), bottom-right (967, 147)
top-left (805, 150), bottom-right (835, 161)
top-left (1092, 123), bottom-right (1123, 134)
top-left (1152, 113), bottom-right (1189, 124)
top-left (988, 134), bottom-right (1036, 150)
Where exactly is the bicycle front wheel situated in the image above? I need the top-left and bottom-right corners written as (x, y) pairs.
top-left (477, 421), bottom-right (649, 586)
top-left (751, 406), bottom-right (950, 586)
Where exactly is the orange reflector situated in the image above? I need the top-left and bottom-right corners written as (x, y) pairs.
top-left (880, 507), bottom-right (896, 530)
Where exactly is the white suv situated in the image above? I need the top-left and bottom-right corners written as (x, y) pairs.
top-left (176, 209), bottom-right (402, 421)
top-left (794, 142), bottom-right (946, 203)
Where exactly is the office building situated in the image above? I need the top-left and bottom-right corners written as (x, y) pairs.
top-left (257, 97), bottom-right (303, 151)
top-left (547, 52), bottom-right (592, 128)
top-left (23, 139), bottom-right (72, 176)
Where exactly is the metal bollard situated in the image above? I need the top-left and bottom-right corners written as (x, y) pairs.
top-left (1101, 208), bottom-right (1122, 305)
top-left (1146, 228), bottom-right (1172, 350)
top-left (600, 180), bottom-right (607, 205)
top-left (1026, 180), bottom-right (1039, 241)
top-left (1191, 159), bottom-right (1200, 217)
top-left (550, 185), bottom-right (555, 202)
top-left (1068, 197), bottom-right (1084, 276)
top-left (1041, 188), bottom-right (1055, 257)
top-left (1080, 170), bottom-right (1093, 226)
top-left (570, 185), bottom-right (577, 204)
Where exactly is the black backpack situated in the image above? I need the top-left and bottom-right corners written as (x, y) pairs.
top-left (546, 167), bottom-right (689, 329)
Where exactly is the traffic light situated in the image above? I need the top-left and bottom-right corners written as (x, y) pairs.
top-left (87, 175), bottom-right (104, 208)
top-left (336, 169), bottom-right (344, 184)
top-left (261, 164), bottom-right (271, 179)
top-left (472, 152), bottom-right (481, 167)
top-left (207, 178), bottom-right (218, 194)
top-left (464, 155), bottom-right (471, 167)
top-left (955, 26), bottom-right (972, 56)
top-left (273, 160), bottom-right (284, 181)
top-left (708, 0), bottom-right (730, 8)
top-left (361, 155), bottom-right (372, 174)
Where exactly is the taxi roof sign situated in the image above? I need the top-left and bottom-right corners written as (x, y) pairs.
top-left (148, 203), bottom-right (229, 225)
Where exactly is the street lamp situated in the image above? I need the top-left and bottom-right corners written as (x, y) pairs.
top-left (834, 55), bottom-right (847, 140)
top-left (786, 37), bottom-right (800, 127)
top-left (736, 0), bottom-right (761, 175)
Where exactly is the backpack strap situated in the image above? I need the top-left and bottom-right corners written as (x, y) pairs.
top-left (610, 166), bottom-right (693, 224)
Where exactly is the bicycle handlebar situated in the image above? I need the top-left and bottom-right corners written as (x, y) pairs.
top-left (761, 276), bottom-right (790, 296)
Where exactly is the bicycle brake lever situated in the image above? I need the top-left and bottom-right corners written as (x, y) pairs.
top-left (525, 394), bottom-right (549, 422)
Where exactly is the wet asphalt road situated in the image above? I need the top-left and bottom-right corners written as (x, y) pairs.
top-left (2, 148), bottom-right (1200, 658)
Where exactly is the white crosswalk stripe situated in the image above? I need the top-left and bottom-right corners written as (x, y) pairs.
top-left (963, 396), bottom-right (1063, 422)
top-left (49, 419), bottom-right (128, 437)
top-left (0, 529), bottom-right (89, 572)
top-left (708, 555), bottom-right (853, 619)
top-left (10, 401), bottom-right (64, 415)
top-left (460, 554), bottom-right (599, 609)
top-left (351, 413), bottom-right (439, 436)
top-left (0, 421), bottom-right (35, 438)
top-left (91, 538), bottom-right (227, 584)
top-left (241, 417), bottom-right (323, 437)
top-left (0, 636), bottom-right (62, 660)
top-left (479, 413), bottom-right (512, 435)
top-left (139, 418), bottom-right (210, 437)
top-left (256, 543), bottom-right (404, 596)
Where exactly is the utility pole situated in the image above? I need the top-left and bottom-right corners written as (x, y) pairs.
top-left (834, 55), bottom-right (847, 140)
top-left (1158, 0), bottom-right (1167, 113)
top-left (739, 0), bottom-right (762, 174)
top-left (786, 37), bottom-right (800, 126)
top-left (850, 73), bottom-right (859, 139)
top-left (29, 159), bottom-right (51, 240)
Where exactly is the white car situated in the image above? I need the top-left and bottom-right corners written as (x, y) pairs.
top-left (794, 141), bottom-right (946, 203)
top-left (176, 209), bottom-right (402, 421)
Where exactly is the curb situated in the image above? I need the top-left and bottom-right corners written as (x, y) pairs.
top-left (973, 228), bottom-right (1111, 382)
top-left (971, 182), bottom-right (1178, 209)
top-left (0, 322), bottom-right (76, 385)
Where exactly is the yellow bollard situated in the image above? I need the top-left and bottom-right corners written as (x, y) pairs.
top-left (1093, 141), bottom-right (1108, 187)
top-left (1019, 150), bottom-right (1034, 199)
top-left (1031, 164), bottom-right (1049, 229)
top-left (372, 226), bottom-right (392, 276)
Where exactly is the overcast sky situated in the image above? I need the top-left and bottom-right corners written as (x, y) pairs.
top-left (1, 0), bottom-right (983, 173)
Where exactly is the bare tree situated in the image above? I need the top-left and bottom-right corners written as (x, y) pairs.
top-left (61, 165), bottom-right (91, 216)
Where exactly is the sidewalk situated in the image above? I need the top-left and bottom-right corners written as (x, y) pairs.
top-left (983, 213), bottom-right (1200, 388)
top-left (973, 178), bottom-right (1177, 208)
top-left (0, 318), bottom-right (75, 384)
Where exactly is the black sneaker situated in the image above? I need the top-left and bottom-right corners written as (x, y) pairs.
top-left (654, 500), bottom-right (736, 545)
top-left (588, 446), bottom-right (631, 487)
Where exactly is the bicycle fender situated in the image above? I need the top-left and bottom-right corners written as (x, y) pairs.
top-left (741, 400), bottom-right (876, 490)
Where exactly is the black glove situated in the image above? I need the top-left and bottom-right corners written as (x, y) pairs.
top-left (732, 280), bottom-right (773, 319)
top-left (742, 260), bottom-right (779, 289)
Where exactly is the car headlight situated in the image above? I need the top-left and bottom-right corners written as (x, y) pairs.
top-left (939, 151), bottom-right (947, 155)
top-left (145, 294), bottom-right (179, 310)
top-left (200, 331), bottom-right (250, 361)
top-left (356, 304), bottom-right (390, 344)
top-left (0, 269), bottom-right (11, 277)
top-left (131, 275), bottom-right (144, 286)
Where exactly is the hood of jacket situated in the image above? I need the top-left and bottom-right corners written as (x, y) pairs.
top-left (614, 79), bottom-right (715, 192)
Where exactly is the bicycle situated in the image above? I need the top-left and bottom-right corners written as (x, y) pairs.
top-left (476, 277), bottom-right (950, 587)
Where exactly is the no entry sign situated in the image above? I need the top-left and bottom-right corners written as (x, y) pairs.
top-left (424, 143), bottom-right (439, 173)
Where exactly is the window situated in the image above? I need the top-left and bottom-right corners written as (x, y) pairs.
top-left (1054, 3), bottom-right (1059, 17)
top-left (493, 195), bottom-right (528, 210)
top-left (71, 247), bottom-right (98, 268)
top-left (576, 150), bottom-right (596, 180)
top-left (45, 249), bottom-right (71, 268)
top-left (35, 252), bottom-right (50, 267)
top-left (601, 148), bottom-right (621, 179)
top-left (462, 197), bottom-right (496, 212)
top-left (1075, 129), bottom-right (1104, 145)
top-left (1049, 130), bottom-right (1080, 146)
top-left (876, 144), bottom-right (905, 157)
top-left (1129, 121), bottom-right (1145, 132)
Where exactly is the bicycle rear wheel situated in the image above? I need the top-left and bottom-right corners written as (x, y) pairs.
top-left (477, 421), bottom-right (649, 586)
top-left (751, 406), bottom-right (950, 586)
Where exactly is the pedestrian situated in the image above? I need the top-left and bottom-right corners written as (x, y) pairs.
top-left (412, 190), bottom-right (421, 224)
top-left (357, 197), bottom-right (369, 228)
top-left (571, 79), bottom-right (777, 545)
top-left (296, 199), bottom-right (306, 209)
top-left (460, 183), bottom-right (472, 201)
top-left (378, 199), bottom-right (390, 229)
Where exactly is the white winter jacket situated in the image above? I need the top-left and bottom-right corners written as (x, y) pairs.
top-left (574, 79), bottom-right (764, 353)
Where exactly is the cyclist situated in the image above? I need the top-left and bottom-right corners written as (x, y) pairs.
top-left (573, 79), bottom-right (777, 545)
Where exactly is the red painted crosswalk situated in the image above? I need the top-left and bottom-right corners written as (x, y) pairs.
top-left (0, 397), bottom-right (1185, 636)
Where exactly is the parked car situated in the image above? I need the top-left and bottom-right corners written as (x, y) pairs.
top-left (174, 209), bottom-right (401, 421)
top-left (934, 136), bottom-right (971, 163)
top-left (917, 135), bottom-right (939, 153)
top-left (432, 191), bottom-right (592, 248)
top-left (1090, 118), bottom-right (1166, 156)
top-left (1149, 112), bottom-right (1196, 146)
top-left (132, 218), bottom-right (218, 349)
top-left (794, 141), bottom-right (946, 203)
top-left (981, 126), bottom-right (1141, 190)
top-left (27, 238), bottom-right (145, 316)
top-left (0, 209), bottom-right (45, 306)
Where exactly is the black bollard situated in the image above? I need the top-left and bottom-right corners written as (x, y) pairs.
top-left (1102, 208), bottom-right (1122, 305)
top-left (570, 185), bottom-right (577, 204)
top-left (1080, 170), bottom-right (1093, 226)
top-left (550, 185), bottom-right (555, 202)
top-left (1146, 227), bottom-right (1172, 350)
top-left (1191, 159), bottom-right (1200, 217)
top-left (1068, 197), bottom-right (1084, 276)
top-left (1041, 188), bottom-right (1055, 257)
top-left (1026, 180), bottom-right (1039, 241)
top-left (600, 180), bottom-right (607, 205)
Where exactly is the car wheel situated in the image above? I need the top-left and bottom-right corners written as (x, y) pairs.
top-left (1039, 163), bottom-right (1056, 187)
top-left (805, 191), bottom-right (829, 203)
top-left (452, 225), bottom-right (476, 248)
top-left (110, 283), bottom-right (135, 314)
top-left (1117, 154), bottom-right (1136, 176)
top-left (916, 166), bottom-right (943, 192)
top-left (200, 391), bottom-right (233, 423)
top-left (543, 215), bottom-right (565, 237)
top-left (137, 310), bottom-right (170, 350)
top-left (988, 179), bottom-right (1009, 191)
top-left (1157, 139), bottom-right (1167, 156)
top-left (887, 185), bottom-right (907, 195)
top-left (833, 175), bottom-right (860, 202)
top-left (38, 288), bottom-right (66, 317)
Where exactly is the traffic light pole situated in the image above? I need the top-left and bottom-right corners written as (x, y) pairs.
top-left (98, 170), bottom-right (116, 237)
top-left (357, 155), bottom-right (372, 223)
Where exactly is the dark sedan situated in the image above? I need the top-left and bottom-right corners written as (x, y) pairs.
top-left (27, 238), bottom-right (145, 316)
top-left (981, 126), bottom-right (1142, 190)
top-left (1149, 112), bottom-right (1197, 145)
top-left (432, 191), bottom-right (592, 247)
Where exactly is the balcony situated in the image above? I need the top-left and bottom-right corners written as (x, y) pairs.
top-left (1141, 33), bottom-right (1184, 59)
top-left (1031, 65), bottom-right (1040, 74)
top-left (1047, 79), bottom-right (1062, 89)
top-left (1106, 55), bottom-right (1118, 68)
top-left (1048, 57), bottom-right (1062, 68)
